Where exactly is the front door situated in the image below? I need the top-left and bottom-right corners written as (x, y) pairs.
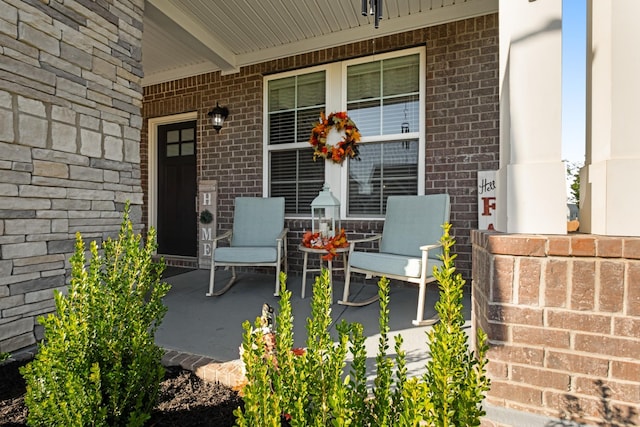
top-left (157, 121), bottom-right (197, 257)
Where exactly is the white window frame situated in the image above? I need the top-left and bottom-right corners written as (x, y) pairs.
top-left (263, 46), bottom-right (426, 220)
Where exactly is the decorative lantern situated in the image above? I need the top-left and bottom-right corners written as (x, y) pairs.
top-left (207, 102), bottom-right (229, 133)
top-left (311, 183), bottom-right (340, 238)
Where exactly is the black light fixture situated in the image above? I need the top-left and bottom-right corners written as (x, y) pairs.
top-left (362, 0), bottom-right (383, 28)
top-left (208, 102), bottom-right (229, 133)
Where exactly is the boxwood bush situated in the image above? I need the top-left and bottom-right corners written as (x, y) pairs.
top-left (21, 203), bottom-right (170, 427)
top-left (235, 223), bottom-right (490, 426)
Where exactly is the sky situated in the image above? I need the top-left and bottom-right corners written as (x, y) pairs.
top-left (561, 0), bottom-right (587, 165)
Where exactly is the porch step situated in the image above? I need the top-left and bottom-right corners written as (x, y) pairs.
top-left (196, 359), bottom-right (246, 389)
top-left (161, 349), bottom-right (246, 389)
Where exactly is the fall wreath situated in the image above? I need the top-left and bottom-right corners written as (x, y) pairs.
top-left (309, 111), bottom-right (361, 164)
top-left (301, 229), bottom-right (349, 261)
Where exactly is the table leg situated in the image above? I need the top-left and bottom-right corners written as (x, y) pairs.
top-left (327, 258), bottom-right (333, 303)
top-left (301, 251), bottom-right (309, 298)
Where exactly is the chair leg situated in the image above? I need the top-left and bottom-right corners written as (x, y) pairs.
top-left (274, 263), bottom-right (281, 297)
top-left (339, 262), bottom-right (353, 304)
top-left (274, 243), bottom-right (283, 297)
top-left (412, 279), bottom-right (439, 326)
top-left (338, 267), bottom-right (379, 307)
top-left (416, 278), bottom-right (426, 322)
top-left (283, 240), bottom-right (288, 273)
top-left (206, 262), bottom-right (216, 296)
top-left (207, 265), bottom-right (238, 297)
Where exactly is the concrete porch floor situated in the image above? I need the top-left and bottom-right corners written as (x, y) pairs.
top-left (155, 268), bottom-right (471, 382)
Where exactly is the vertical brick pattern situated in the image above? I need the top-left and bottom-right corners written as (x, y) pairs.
top-left (141, 14), bottom-right (500, 280)
top-left (0, 1), bottom-right (144, 354)
top-left (425, 15), bottom-right (500, 277)
top-left (472, 231), bottom-right (640, 425)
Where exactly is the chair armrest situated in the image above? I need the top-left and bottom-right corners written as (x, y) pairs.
top-left (348, 234), bottom-right (382, 253)
top-left (276, 227), bottom-right (289, 241)
top-left (211, 230), bottom-right (232, 254)
top-left (349, 234), bottom-right (382, 245)
top-left (420, 243), bottom-right (442, 252)
top-left (213, 230), bottom-right (232, 242)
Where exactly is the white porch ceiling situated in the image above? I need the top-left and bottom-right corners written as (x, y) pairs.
top-left (142, 0), bottom-right (498, 86)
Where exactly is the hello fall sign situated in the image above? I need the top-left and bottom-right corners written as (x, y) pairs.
top-left (477, 171), bottom-right (496, 231)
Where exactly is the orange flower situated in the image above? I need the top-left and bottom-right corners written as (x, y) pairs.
top-left (291, 347), bottom-right (306, 356)
top-left (301, 230), bottom-right (318, 247)
top-left (303, 229), bottom-right (349, 261)
top-left (321, 253), bottom-right (333, 261)
top-left (331, 148), bottom-right (344, 163)
top-left (332, 229), bottom-right (348, 247)
top-left (308, 111), bottom-right (361, 164)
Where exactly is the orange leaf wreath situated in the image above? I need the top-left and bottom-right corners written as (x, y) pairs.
top-left (309, 111), bottom-right (361, 164)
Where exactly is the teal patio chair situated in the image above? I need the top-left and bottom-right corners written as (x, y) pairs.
top-left (338, 194), bottom-right (450, 326)
top-left (207, 197), bottom-right (288, 297)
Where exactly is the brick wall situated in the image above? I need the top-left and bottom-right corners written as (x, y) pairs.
top-left (472, 231), bottom-right (640, 425)
top-left (142, 14), bottom-right (500, 280)
top-left (0, 0), bottom-right (144, 354)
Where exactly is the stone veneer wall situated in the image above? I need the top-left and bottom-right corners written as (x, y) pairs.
top-left (472, 231), bottom-right (640, 426)
top-left (0, 0), bottom-right (144, 354)
top-left (142, 14), bottom-right (500, 280)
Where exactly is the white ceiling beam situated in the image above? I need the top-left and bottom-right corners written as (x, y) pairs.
top-left (147, 0), bottom-right (239, 74)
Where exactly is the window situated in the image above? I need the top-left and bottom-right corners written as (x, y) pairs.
top-left (264, 48), bottom-right (424, 217)
top-left (346, 53), bottom-right (422, 216)
top-left (165, 127), bottom-right (195, 157)
top-left (348, 141), bottom-right (419, 215)
top-left (266, 71), bottom-right (326, 215)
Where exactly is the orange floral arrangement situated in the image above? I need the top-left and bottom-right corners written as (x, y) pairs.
top-left (301, 228), bottom-right (349, 261)
top-left (291, 347), bottom-right (306, 357)
top-left (309, 111), bottom-right (361, 164)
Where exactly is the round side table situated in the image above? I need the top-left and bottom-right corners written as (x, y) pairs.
top-left (298, 244), bottom-right (349, 301)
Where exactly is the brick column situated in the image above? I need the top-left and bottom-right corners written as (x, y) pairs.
top-left (472, 230), bottom-right (640, 425)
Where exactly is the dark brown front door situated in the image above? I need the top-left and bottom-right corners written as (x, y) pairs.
top-left (157, 121), bottom-right (197, 256)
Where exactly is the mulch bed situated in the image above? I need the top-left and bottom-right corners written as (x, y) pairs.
top-left (0, 358), bottom-right (243, 427)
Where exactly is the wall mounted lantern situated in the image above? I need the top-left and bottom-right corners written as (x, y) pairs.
top-left (208, 102), bottom-right (229, 133)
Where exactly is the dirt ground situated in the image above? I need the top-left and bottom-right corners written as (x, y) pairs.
top-left (0, 359), bottom-right (242, 427)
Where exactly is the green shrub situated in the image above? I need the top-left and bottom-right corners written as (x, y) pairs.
top-left (235, 270), bottom-right (374, 427)
top-left (20, 203), bottom-right (171, 427)
top-left (234, 222), bottom-right (490, 426)
top-left (424, 223), bottom-right (490, 426)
